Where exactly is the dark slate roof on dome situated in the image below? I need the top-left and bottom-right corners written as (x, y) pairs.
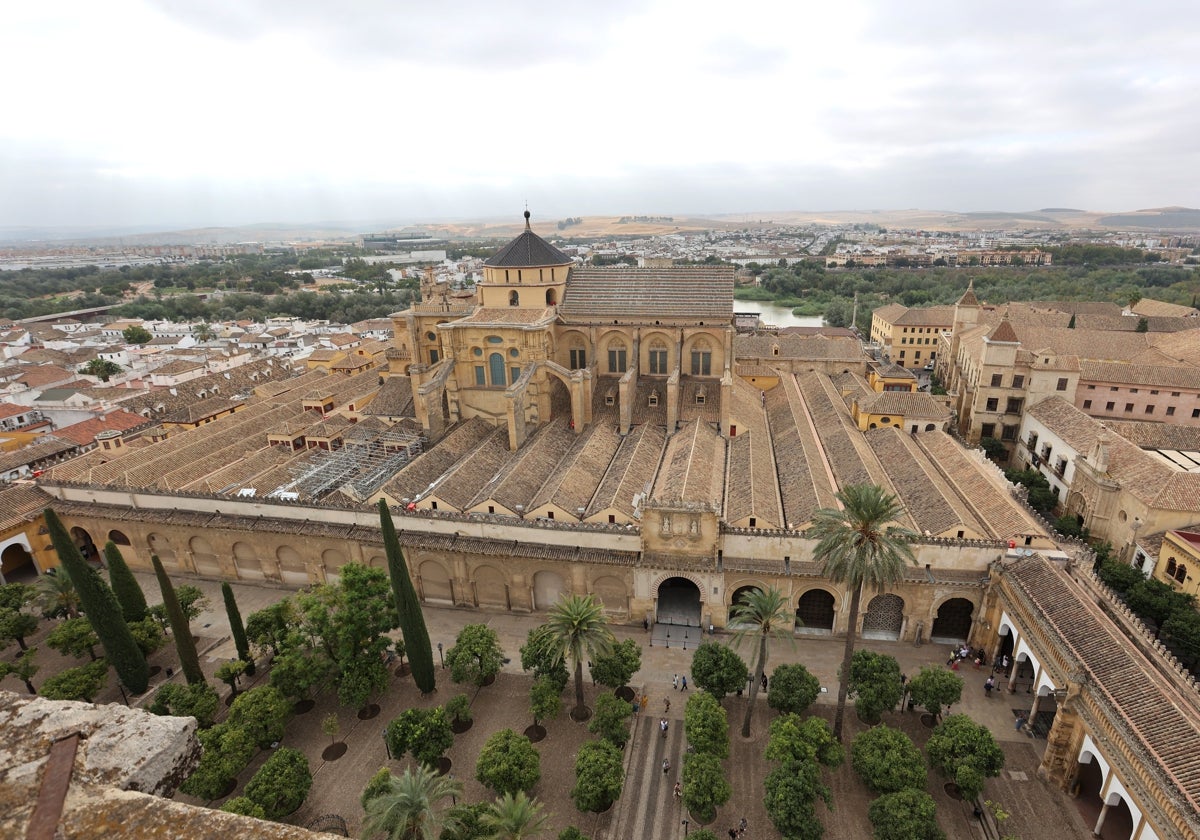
top-left (483, 212), bottom-right (572, 268)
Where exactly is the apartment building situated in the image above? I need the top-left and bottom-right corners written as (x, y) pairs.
top-left (868, 303), bottom-right (955, 369)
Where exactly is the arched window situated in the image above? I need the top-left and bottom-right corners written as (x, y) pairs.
top-left (608, 341), bottom-right (628, 373)
top-left (1176, 563), bottom-right (1188, 584)
top-left (488, 352), bottom-right (505, 386)
top-left (1167, 557), bottom-right (1177, 576)
top-left (690, 339), bottom-right (712, 376)
top-left (546, 288), bottom-right (557, 305)
top-left (648, 340), bottom-right (668, 375)
top-left (509, 290), bottom-right (520, 306)
top-left (569, 342), bottom-right (587, 370)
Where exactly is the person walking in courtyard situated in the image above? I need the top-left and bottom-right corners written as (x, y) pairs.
top-left (984, 676), bottom-right (995, 697)
top-left (662, 758), bottom-right (670, 775)
top-left (673, 781), bottom-right (682, 798)
top-left (664, 698), bottom-right (670, 713)
top-left (1015, 712), bottom-right (1028, 732)
top-left (728, 829), bottom-right (738, 840)
top-left (661, 718), bottom-right (669, 738)
top-left (681, 675), bottom-right (688, 691)
top-left (673, 674), bottom-right (679, 691)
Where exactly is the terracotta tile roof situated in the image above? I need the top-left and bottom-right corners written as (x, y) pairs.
top-left (452, 307), bottom-right (555, 325)
top-left (857, 391), bottom-right (953, 419)
top-left (476, 423), bottom-right (578, 513)
top-left (589, 423), bottom-right (667, 519)
top-left (0, 436), bottom-right (77, 474)
top-left (734, 334), bottom-right (863, 362)
top-left (796, 371), bottom-right (890, 493)
top-left (1079, 360), bottom-right (1200, 389)
top-left (956, 284), bottom-right (979, 306)
top-left (724, 379), bottom-right (783, 527)
top-left (0, 403), bottom-right (29, 419)
top-left (532, 420), bottom-right (621, 514)
top-left (0, 484), bottom-right (53, 532)
top-left (362, 377), bottom-right (414, 418)
top-left (560, 267), bottom-right (734, 321)
top-left (152, 360), bottom-right (205, 376)
top-left (1104, 419), bottom-right (1200, 451)
top-left (425, 427), bottom-right (513, 511)
top-left (988, 319), bottom-right (1020, 343)
top-left (864, 426), bottom-right (989, 538)
top-left (1133, 298), bottom-right (1200, 318)
top-left (1005, 324), bottom-right (1154, 361)
top-left (163, 396), bottom-right (244, 425)
top-left (764, 374), bottom-right (837, 528)
top-left (1148, 330), bottom-right (1200, 367)
top-left (1005, 558), bottom-right (1200, 827)
top-left (892, 305), bottom-right (955, 327)
top-left (54, 411), bottom-right (149, 447)
top-left (382, 418), bottom-right (495, 503)
top-left (917, 431), bottom-right (1047, 540)
top-left (651, 420), bottom-right (725, 509)
top-left (15, 365), bottom-right (74, 388)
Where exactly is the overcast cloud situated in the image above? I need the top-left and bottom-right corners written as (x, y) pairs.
top-left (2, 0), bottom-right (1197, 229)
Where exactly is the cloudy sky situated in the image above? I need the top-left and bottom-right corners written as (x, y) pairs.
top-left (3, 0), bottom-right (1198, 230)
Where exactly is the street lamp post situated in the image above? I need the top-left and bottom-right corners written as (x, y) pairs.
top-left (438, 642), bottom-right (444, 669)
top-left (681, 818), bottom-right (690, 837)
top-left (449, 773), bottom-right (456, 805)
top-left (383, 727), bottom-right (391, 760)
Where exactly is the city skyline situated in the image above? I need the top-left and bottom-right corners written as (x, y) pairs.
top-left (4, 0), bottom-right (1199, 229)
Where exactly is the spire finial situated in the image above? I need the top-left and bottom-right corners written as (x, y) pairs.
top-left (524, 208), bottom-right (531, 230)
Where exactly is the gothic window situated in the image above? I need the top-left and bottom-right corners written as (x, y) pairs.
top-left (569, 346), bottom-right (587, 370)
top-left (649, 341), bottom-right (668, 375)
top-left (509, 290), bottom-right (520, 306)
top-left (690, 339), bottom-right (712, 376)
top-left (608, 342), bottom-right (628, 373)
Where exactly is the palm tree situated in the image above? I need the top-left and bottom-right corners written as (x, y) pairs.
top-left (361, 765), bottom-right (462, 840)
top-left (533, 594), bottom-right (614, 721)
top-left (481, 791), bottom-right (547, 840)
top-left (809, 483), bottom-right (917, 741)
top-left (729, 586), bottom-right (792, 737)
top-left (35, 571), bottom-right (80, 618)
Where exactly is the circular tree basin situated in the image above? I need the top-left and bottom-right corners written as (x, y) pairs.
top-left (615, 686), bottom-right (636, 702)
top-left (435, 756), bottom-right (452, 776)
top-left (524, 724), bottom-right (547, 743)
top-left (451, 717), bottom-right (473, 734)
top-left (394, 664), bottom-right (411, 677)
top-left (944, 782), bottom-right (963, 800)
top-left (293, 699), bottom-right (315, 715)
top-left (920, 712), bottom-right (938, 728)
top-left (481, 674), bottom-right (496, 687)
top-left (357, 703), bottom-right (381, 721)
top-left (322, 742), bottom-right (348, 761)
top-left (570, 706), bottom-right (593, 723)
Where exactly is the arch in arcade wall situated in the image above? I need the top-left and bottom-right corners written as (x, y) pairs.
top-left (592, 575), bottom-right (628, 615)
top-left (473, 564), bottom-right (508, 609)
top-left (419, 559), bottom-right (453, 604)
top-left (189, 536), bottom-right (220, 576)
top-left (322, 548), bottom-right (348, 584)
top-left (276, 545), bottom-right (308, 586)
top-left (532, 570), bottom-right (567, 611)
top-left (233, 541), bottom-right (262, 580)
top-left (147, 533), bottom-right (178, 569)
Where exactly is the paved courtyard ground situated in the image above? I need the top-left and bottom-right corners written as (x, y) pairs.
top-left (3, 572), bottom-right (1103, 839)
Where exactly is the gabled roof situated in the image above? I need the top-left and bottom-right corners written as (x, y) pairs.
top-left (483, 212), bottom-right (571, 268)
top-left (560, 267), bottom-right (734, 321)
top-left (956, 280), bottom-right (979, 307)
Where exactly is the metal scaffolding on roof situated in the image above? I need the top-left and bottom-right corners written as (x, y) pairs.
top-left (268, 427), bottom-right (424, 501)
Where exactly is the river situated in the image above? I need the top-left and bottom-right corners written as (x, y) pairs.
top-left (737, 301), bottom-right (825, 328)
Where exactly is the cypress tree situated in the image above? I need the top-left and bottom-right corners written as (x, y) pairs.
top-left (152, 554), bottom-right (206, 686)
top-left (105, 541), bottom-right (148, 623)
top-left (379, 500), bottom-right (435, 693)
top-left (44, 508), bottom-right (149, 694)
top-left (222, 582), bottom-right (254, 676)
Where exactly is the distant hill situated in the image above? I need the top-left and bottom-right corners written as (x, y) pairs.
top-left (7, 205), bottom-right (1200, 247)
